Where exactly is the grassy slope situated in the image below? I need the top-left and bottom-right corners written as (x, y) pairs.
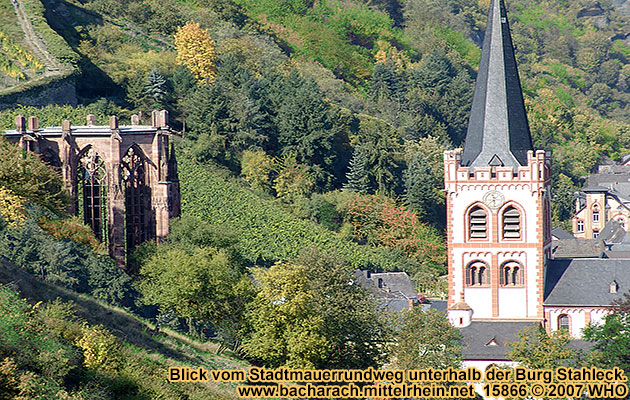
top-left (0, 258), bottom-right (247, 399)
top-left (178, 151), bottom-right (412, 272)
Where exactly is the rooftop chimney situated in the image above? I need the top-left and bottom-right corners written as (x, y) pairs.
top-left (27, 116), bottom-right (39, 131)
top-left (15, 115), bottom-right (25, 134)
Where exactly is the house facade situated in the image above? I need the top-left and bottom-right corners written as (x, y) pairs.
top-left (572, 164), bottom-right (630, 239)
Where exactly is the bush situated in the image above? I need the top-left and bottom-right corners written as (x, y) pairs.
top-left (39, 216), bottom-right (103, 252)
top-left (0, 216), bottom-right (136, 309)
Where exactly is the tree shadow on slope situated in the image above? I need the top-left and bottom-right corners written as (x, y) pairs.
top-left (0, 258), bottom-right (208, 365)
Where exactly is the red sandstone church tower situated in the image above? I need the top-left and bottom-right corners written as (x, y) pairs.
top-left (444, 0), bottom-right (553, 327)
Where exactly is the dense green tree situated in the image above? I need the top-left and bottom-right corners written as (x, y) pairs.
top-left (370, 60), bottom-right (405, 102)
top-left (394, 308), bottom-right (461, 370)
top-left (354, 114), bottom-right (405, 195)
top-left (0, 138), bottom-right (68, 215)
top-left (139, 246), bottom-right (253, 340)
top-left (186, 56), bottom-right (277, 168)
top-left (276, 74), bottom-right (349, 189)
top-left (126, 72), bottom-right (150, 112)
top-left (242, 249), bottom-right (391, 369)
top-left (584, 293), bottom-right (630, 379)
top-left (407, 49), bottom-right (473, 145)
top-left (551, 172), bottom-right (579, 230)
top-left (0, 217), bottom-right (135, 308)
top-left (344, 147), bottom-right (370, 193)
top-left (171, 65), bottom-right (196, 97)
top-left (508, 326), bottom-right (577, 369)
top-left (584, 312), bottom-right (630, 377)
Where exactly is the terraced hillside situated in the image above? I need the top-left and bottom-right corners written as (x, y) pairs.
top-left (0, 0), bottom-right (75, 95)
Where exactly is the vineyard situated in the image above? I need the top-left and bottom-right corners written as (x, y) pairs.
top-left (178, 152), bottom-right (415, 272)
top-left (0, 30), bottom-right (43, 80)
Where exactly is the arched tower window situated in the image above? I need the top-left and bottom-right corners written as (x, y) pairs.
top-left (558, 314), bottom-right (570, 331)
top-left (500, 261), bottom-right (524, 286)
top-left (77, 148), bottom-right (107, 242)
top-left (466, 261), bottom-right (490, 286)
top-left (122, 146), bottom-right (153, 252)
top-left (592, 204), bottom-right (600, 223)
top-left (469, 206), bottom-right (487, 239)
top-left (502, 206), bottom-right (521, 239)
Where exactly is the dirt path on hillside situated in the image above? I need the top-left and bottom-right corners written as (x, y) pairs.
top-left (1, 0), bottom-right (72, 94)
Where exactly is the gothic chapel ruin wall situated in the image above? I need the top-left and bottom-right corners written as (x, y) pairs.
top-left (3, 110), bottom-right (181, 268)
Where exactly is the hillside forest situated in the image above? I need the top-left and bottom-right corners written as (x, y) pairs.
top-left (1, 0), bottom-right (630, 398)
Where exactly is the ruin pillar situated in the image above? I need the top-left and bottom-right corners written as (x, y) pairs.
top-left (108, 122), bottom-right (126, 268)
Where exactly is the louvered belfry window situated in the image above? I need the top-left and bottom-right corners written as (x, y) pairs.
top-left (469, 207), bottom-right (487, 239)
top-left (502, 206), bottom-right (521, 239)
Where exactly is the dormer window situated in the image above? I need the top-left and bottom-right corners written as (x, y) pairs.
top-left (469, 207), bottom-right (487, 239)
top-left (502, 206), bottom-right (521, 239)
top-left (610, 280), bottom-right (618, 294)
top-left (577, 220), bottom-right (584, 232)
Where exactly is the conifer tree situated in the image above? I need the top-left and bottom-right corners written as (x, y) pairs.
top-left (404, 153), bottom-right (443, 225)
top-left (126, 72), bottom-right (149, 111)
top-left (344, 147), bottom-right (369, 194)
top-left (370, 60), bottom-right (404, 101)
top-left (144, 68), bottom-right (168, 109)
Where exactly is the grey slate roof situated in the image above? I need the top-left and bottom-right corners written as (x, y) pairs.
top-left (599, 220), bottom-right (626, 243)
top-left (354, 270), bottom-right (419, 312)
top-left (551, 227), bottom-right (575, 240)
top-left (355, 271), bottom-right (418, 299)
top-left (426, 300), bottom-right (447, 312)
top-left (460, 321), bottom-right (539, 360)
top-left (551, 239), bottom-right (604, 258)
top-left (582, 185), bottom-right (611, 193)
top-left (544, 259), bottom-right (630, 306)
top-left (461, 0), bottom-right (533, 169)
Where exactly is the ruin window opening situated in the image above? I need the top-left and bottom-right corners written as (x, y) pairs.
top-left (122, 146), bottom-right (153, 253)
top-left (77, 148), bottom-right (108, 243)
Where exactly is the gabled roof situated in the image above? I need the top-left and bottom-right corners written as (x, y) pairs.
top-left (355, 271), bottom-right (418, 300)
top-left (544, 259), bottom-right (630, 306)
top-left (552, 239), bottom-right (604, 259)
top-left (461, 0), bottom-right (533, 170)
top-left (599, 220), bottom-right (626, 243)
top-left (551, 227), bottom-right (575, 240)
top-left (460, 321), bottom-right (539, 360)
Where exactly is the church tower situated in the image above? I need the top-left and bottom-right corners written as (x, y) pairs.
top-left (444, 0), bottom-right (552, 325)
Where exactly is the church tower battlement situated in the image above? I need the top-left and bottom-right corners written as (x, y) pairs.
top-left (444, 0), bottom-right (552, 325)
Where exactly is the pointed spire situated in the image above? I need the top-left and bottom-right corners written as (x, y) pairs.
top-left (461, 0), bottom-right (533, 170)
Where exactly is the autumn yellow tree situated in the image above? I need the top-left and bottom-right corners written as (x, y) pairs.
top-left (174, 21), bottom-right (217, 82)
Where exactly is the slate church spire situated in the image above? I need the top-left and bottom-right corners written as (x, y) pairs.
top-left (461, 0), bottom-right (533, 169)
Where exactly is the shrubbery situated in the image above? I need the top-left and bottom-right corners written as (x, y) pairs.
top-left (0, 216), bottom-right (136, 309)
top-left (0, 286), bottom-right (230, 399)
